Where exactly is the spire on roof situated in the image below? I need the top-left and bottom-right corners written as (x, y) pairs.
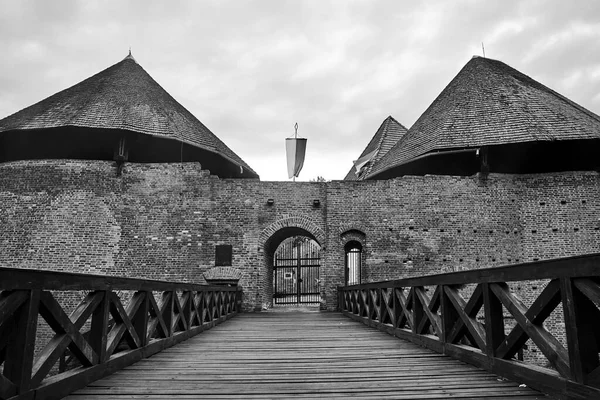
top-left (124, 48), bottom-right (137, 63)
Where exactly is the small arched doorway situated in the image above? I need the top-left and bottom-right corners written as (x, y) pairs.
top-left (273, 235), bottom-right (321, 305)
top-left (345, 241), bottom-right (362, 286)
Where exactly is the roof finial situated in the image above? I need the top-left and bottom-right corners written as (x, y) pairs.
top-left (294, 122), bottom-right (298, 139)
top-left (482, 42), bottom-right (486, 58)
top-left (123, 47), bottom-right (137, 63)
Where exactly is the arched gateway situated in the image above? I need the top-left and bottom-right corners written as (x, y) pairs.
top-left (259, 217), bottom-right (326, 308)
top-left (273, 236), bottom-right (321, 305)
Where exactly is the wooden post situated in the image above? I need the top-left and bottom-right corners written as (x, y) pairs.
top-left (365, 289), bottom-right (377, 321)
top-left (393, 287), bottom-right (401, 328)
top-left (181, 291), bottom-right (192, 329)
top-left (90, 290), bottom-right (110, 364)
top-left (4, 289), bottom-right (40, 393)
top-left (440, 285), bottom-right (458, 345)
top-left (198, 291), bottom-right (206, 324)
top-left (366, 289), bottom-right (373, 320)
top-left (359, 289), bottom-right (366, 317)
top-left (217, 290), bottom-right (223, 319)
top-left (483, 283), bottom-right (504, 357)
top-left (412, 286), bottom-right (424, 335)
top-left (378, 288), bottom-right (386, 324)
top-left (561, 277), bottom-right (600, 384)
top-left (131, 291), bottom-right (150, 347)
top-left (161, 291), bottom-right (174, 337)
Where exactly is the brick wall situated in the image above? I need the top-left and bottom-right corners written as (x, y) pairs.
top-left (1, 160), bottom-right (599, 311)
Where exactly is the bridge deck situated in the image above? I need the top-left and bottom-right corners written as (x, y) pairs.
top-left (67, 311), bottom-right (545, 399)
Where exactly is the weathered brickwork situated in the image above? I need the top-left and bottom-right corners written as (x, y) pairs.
top-left (1, 160), bottom-right (599, 311)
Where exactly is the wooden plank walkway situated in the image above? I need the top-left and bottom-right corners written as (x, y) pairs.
top-left (66, 311), bottom-right (546, 399)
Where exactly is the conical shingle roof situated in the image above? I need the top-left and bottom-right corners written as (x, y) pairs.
top-left (367, 56), bottom-right (600, 179)
top-left (0, 53), bottom-right (258, 178)
top-left (344, 116), bottom-right (407, 180)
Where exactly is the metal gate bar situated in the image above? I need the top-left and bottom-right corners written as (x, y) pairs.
top-left (274, 237), bottom-right (321, 305)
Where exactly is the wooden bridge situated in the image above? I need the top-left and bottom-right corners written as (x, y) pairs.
top-left (67, 312), bottom-right (539, 399)
top-left (1, 254), bottom-right (600, 399)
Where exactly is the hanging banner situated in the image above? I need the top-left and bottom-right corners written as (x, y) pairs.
top-left (286, 137), bottom-right (307, 179)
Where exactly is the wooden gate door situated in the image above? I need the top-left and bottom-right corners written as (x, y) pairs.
top-left (273, 236), bottom-right (320, 305)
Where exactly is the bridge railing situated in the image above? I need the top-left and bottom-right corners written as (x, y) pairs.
top-left (338, 254), bottom-right (600, 400)
top-left (0, 267), bottom-right (242, 400)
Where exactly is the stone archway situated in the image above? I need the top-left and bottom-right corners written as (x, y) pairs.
top-left (259, 217), bottom-right (326, 309)
top-left (259, 216), bottom-right (326, 246)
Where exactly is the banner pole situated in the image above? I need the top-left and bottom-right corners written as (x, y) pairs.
top-left (293, 122), bottom-right (298, 182)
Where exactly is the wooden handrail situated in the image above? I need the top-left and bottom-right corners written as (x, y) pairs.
top-left (338, 253), bottom-right (600, 400)
top-left (0, 267), bottom-right (242, 400)
top-left (346, 252), bottom-right (600, 288)
top-left (0, 266), bottom-right (215, 291)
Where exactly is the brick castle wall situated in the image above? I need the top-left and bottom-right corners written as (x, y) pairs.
top-left (1, 160), bottom-right (599, 311)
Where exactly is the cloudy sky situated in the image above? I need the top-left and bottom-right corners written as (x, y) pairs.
top-left (1, 0), bottom-right (599, 181)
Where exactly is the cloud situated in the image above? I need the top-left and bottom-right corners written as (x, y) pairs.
top-left (1, 0), bottom-right (599, 181)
